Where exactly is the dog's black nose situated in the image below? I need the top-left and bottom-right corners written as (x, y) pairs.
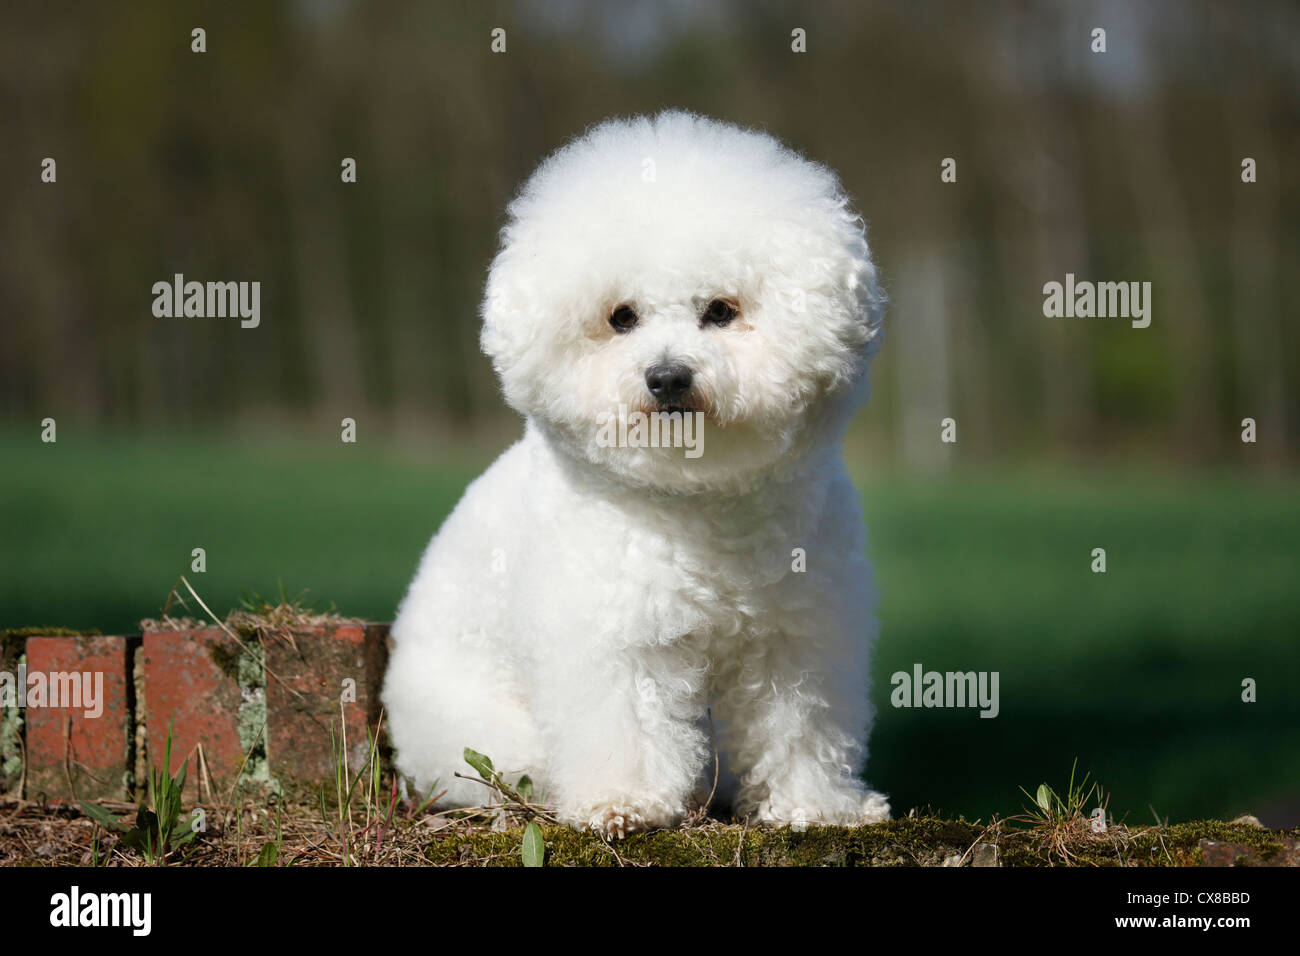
top-left (645, 363), bottom-right (693, 406)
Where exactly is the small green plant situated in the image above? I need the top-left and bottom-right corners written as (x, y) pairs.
top-left (255, 798), bottom-right (284, 867)
top-left (1017, 758), bottom-right (1104, 825)
top-left (1011, 759), bottom-right (1111, 863)
top-left (237, 583), bottom-right (327, 619)
top-left (81, 719), bottom-right (198, 864)
top-left (521, 821), bottom-right (545, 867)
top-left (407, 780), bottom-right (446, 818)
top-left (320, 705), bottom-right (397, 865)
top-left (460, 747), bottom-right (556, 863)
top-left (461, 747), bottom-right (551, 819)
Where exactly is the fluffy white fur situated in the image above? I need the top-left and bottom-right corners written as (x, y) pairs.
top-left (382, 111), bottom-right (890, 837)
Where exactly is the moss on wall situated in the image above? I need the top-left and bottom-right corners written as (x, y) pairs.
top-left (421, 817), bottom-right (1297, 867)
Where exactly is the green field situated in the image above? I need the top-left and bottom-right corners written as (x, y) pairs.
top-left (3, 430), bottom-right (1297, 825)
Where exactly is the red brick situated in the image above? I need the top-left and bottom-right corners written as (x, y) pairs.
top-left (265, 623), bottom-right (386, 791)
top-left (143, 629), bottom-right (244, 802)
top-left (24, 635), bottom-right (132, 802)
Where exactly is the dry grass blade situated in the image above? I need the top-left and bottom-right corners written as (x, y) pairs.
top-left (176, 575), bottom-right (307, 704)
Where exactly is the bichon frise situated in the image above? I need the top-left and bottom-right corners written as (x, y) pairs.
top-left (383, 110), bottom-right (890, 837)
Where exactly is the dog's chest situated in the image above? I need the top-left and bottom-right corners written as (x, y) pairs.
top-left (614, 494), bottom-right (827, 635)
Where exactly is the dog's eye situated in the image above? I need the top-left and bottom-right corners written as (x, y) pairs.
top-left (609, 305), bottom-right (638, 333)
top-left (703, 298), bottom-right (737, 327)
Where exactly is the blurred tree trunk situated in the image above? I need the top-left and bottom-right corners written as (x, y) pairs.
top-left (1226, 101), bottom-right (1287, 467)
top-left (894, 244), bottom-right (953, 472)
top-left (282, 68), bottom-right (363, 420)
top-left (1117, 100), bottom-right (1218, 459)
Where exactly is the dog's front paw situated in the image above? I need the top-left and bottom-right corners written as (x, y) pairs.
top-left (585, 804), bottom-right (648, 840)
top-left (754, 788), bottom-right (891, 828)
top-left (855, 790), bottom-right (892, 825)
top-left (563, 796), bottom-right (681, 839)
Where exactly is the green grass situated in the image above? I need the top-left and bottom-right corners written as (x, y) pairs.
top-left (864, 466), bottom-right (1300, 828)
top-left (2, 429), bottom-right (1297, 826)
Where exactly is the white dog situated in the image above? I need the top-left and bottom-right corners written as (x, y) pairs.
top-left (383, 111), bottom-right (890, 837)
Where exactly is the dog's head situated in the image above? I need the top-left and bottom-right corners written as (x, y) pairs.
top-left (481, 110), bottom-right (885, 493)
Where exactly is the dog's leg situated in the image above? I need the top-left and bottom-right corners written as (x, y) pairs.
top-left (532, 640), bottom-right (710, 838)
top-left (383, 630), bottom-right (544, 809)
top-left (720, 628), bottom-right (891, 827)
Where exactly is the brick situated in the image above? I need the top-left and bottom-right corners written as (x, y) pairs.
top-left (265, 623), bottom-right (387, 792)
top-left (142, 629), bottom-right (244, 802)
top-left (24, 635), bottom-right (132, 802)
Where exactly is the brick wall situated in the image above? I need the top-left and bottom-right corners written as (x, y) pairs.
top-left (0, 623), bottom-right (390, 803)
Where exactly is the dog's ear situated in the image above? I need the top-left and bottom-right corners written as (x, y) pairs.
top-left (479, 247), bottom-right (528, 410)
top-left (479, 251), bottom-right (514, 372)
top-left (479, 235), bottom-right (567, 418)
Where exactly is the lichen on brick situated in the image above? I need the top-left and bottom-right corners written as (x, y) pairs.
top-left (131, 641), bottom-right (146, 796)
top-left (234, 639), bottom-right (280, 795)
top-left (0, 651), bottom-right (25, 792)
